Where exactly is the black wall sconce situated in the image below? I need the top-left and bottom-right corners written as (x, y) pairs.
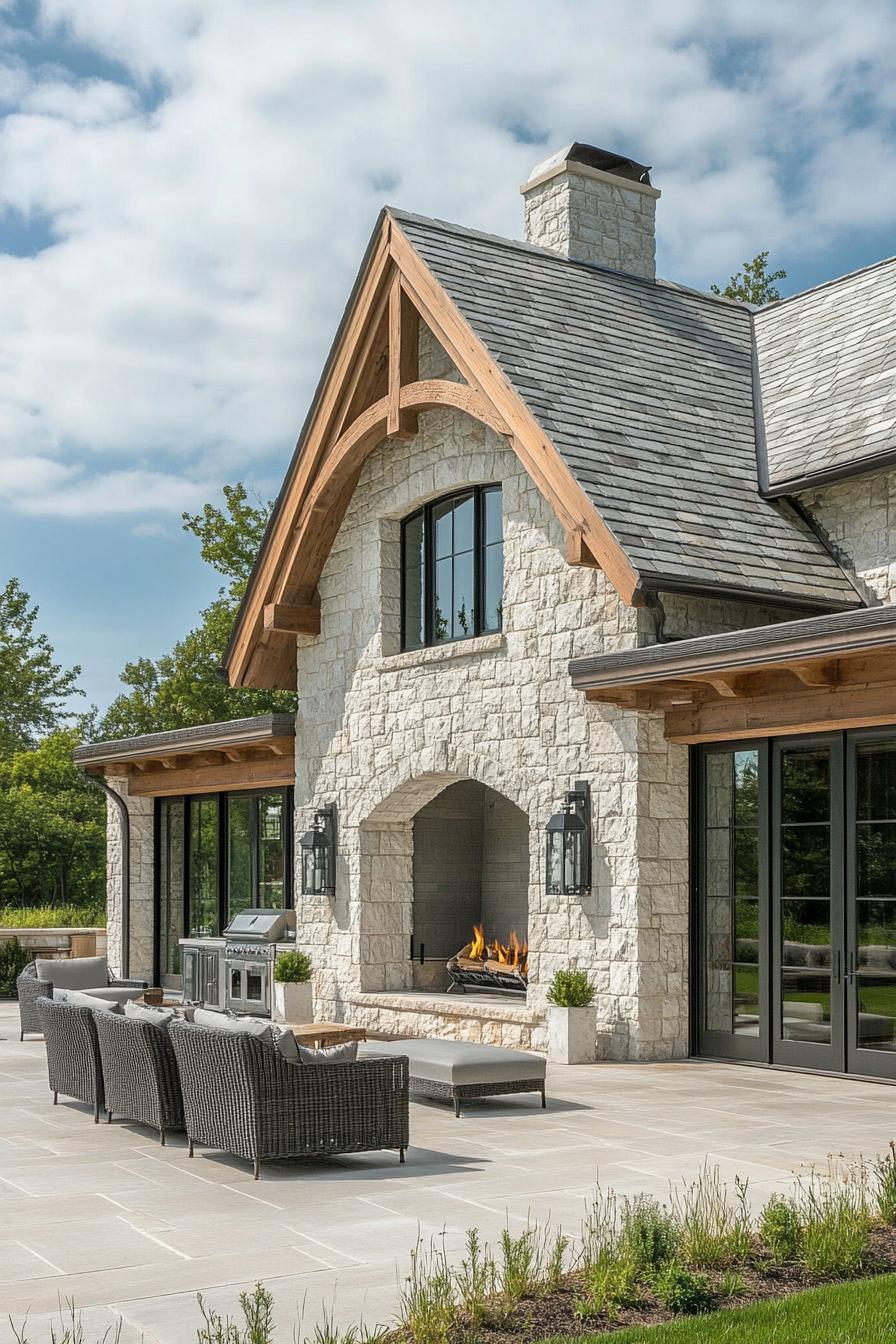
top-left (300, 803), bottom-right (336, 896)
top-left (545, 780), bottom-right (591, 895)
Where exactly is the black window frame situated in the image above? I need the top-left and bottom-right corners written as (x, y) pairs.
top-left (400, 485), bottom-right (502, 652)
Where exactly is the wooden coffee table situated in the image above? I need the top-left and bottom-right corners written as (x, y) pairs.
top-left (290, 1022), bottom-right (367, 1049)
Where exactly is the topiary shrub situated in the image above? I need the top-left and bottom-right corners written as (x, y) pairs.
top-left (547, 969), bottom-right (594, 1007)
top-left (273, 950), bottom-right (313, 983)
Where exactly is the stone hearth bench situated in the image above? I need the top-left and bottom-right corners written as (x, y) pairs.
top-left (359, 1038), bottom-right (546, 1117)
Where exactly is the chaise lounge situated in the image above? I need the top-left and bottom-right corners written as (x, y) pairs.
top-left (359, 1038), bottom-right (547, 1117)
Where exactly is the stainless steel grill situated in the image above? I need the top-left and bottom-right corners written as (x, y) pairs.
top-left (222, 908), bottom-right (296, 1015)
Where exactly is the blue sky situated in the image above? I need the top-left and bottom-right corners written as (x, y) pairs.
top-left (1, 0), bottom-right (895, 715)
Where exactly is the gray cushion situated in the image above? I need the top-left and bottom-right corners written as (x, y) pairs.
top-left (66, 990), bottom-right (123, 1015)
top-left (192, 1007), bottom-right (274, 1050)
top-left (271, 1025), bottom-right (300, 1063)
top-left (296, 1041), bottom-right (358, 1066)
top-left (358, 1037), bottom-right (546, 1085)
top-left (125, 1000), bottom-right (175, 1031)
top-left (80, 986), bottom-right (145, 1005)
top-left (35, 955), bottom-right (107, 991)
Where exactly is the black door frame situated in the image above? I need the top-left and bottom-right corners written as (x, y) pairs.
top-left (693, 725), bottom-right (896, 1083)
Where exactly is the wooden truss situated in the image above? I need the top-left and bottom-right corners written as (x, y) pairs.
top-left (226, 210), bottom-right (641, 690)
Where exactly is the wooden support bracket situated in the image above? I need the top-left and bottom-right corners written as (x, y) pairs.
top-left (263, 602), bottom-right (321, 636)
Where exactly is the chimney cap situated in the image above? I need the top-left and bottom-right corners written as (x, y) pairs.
top-left (526, 142), bottom-right (652, 187)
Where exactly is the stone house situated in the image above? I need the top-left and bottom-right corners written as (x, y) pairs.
top-left (76, 142), bottom-right (896, 1082)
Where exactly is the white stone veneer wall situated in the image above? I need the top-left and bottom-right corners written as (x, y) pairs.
top-left (294, 389), bottom-right (691, 1060)
top-left (104, 774), bottom-right (154, 983)
top-left (522, 168), bottom-right (659, 278)
top-left (800, 466), bottom-right (896, 604)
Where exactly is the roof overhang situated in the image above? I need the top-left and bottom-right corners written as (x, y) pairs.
top-left (73, 715), bottom-right (296, 797)
top-left (569, 606), bottom-right (896, 744)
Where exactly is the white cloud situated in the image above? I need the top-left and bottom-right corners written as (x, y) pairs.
top-left (0, 0), bottom-right (894, 521)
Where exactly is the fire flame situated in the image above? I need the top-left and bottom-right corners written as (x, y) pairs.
top-left (467, 923), bottom-right (528, 977)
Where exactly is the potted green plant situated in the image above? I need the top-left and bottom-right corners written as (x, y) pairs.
top-left (546, 968), bottom-right (596, 1064)
top-left (272, 950), bottom-right (314, 1024)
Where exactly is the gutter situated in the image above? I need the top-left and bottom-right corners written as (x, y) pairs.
top-left (80, 770), bottom-right (130, 980)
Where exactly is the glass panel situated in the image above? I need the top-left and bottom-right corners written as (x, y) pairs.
top-left (857, 823), bottom-right (896, 899)
top-left (246, 969), bottom-right (264, 1002)
top-left (781, 825), bottom-right (830, 900)
top-left (158, 798), bottom-right (185, 983)
top-left (188, 797), bottom-right (219, 938)
top-left (402, 511), bottom-right (425, 651)
top-left (228, 796), bottom-right (253, 920)
top-left (781, 971), bottom-right (831, 1042)
top-left (433, 497), bottom-right (454, 559)
top-left (734, 965), bottom-right (760, 1035)
top-left (858, 900), bottom-right (896, 969)
top-left (452, 548), bottom-right (474, 638)
top-left (483, 541), bottom-right (503, 632)
top-left (258, 794), bottom-right (285, 907)
top-left (781, 749), bottom-right (830, 823)
top-left (433, 556), bottom-right (452, 643)
top-left (781, 899), bottom-right (832, 967)
top-left (857, 741), bottom-right (896, 821)
top-left (701, 748), bottom-right (761, 1043)
top-left (483, 486), bottom-right (502, 546)
top-left (855, 975), bottom-right (896, 1051)
top-left (452, 492), bottom-right (474, 554)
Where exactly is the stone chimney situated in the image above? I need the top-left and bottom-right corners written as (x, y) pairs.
top-left (522, 143), bottom-right (660, 279)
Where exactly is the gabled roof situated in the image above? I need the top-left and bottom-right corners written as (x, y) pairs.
top-left (756, 256), bottom-right (896, 495)
top-left (225, 207), bottom-right (865, 690)
top-left (394, 211), bottom-right (859, 609)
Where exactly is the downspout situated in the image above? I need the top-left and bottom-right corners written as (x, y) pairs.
top-left (80, 770), bottom-right (130, 979)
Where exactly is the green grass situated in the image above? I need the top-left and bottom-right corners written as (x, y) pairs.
top-left (0, 905), bottom-right (105, 929)
top-left (547, 1274), bottom-right (896, 1343)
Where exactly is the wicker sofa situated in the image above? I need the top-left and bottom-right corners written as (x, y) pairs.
top-left (94, 1010), bottom-right (185, 1144)
top-left (17, 958), bottom-right (147, 1040)
top-left (37, 996), bottom-right (106, 1122)
top-left (169, 1019), bottom-right (410, 1179)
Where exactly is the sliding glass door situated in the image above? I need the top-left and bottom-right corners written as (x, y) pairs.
top-left (695, 727), bottom-right (896, 1081)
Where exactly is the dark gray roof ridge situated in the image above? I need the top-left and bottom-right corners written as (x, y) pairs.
top-left (387, 207), bottom-right (750, 313)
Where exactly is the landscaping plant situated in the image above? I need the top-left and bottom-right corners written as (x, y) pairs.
top-left (397, 1239), bottom-right (455, 1344)
top-left (617, 1196), bottom-right (678, 1276)
top-left (0, 935), bottom-right (31, 996)
top-left (273, 949), bottom-right (313, 982)
top-left (759, 1193), bottom-right (803, 1265)
top-left (454, 1227), bottom-right (497, 1327)
top-left (796, 1163), bottom-right (871, 1279)
top-left (547, 968), bottom-right (595, 1007)
top-left (652, 1261), bottom-right (714, 1316)
top-left (875, 1141), bottom-right (896, 1225)
top-left (670, 1165), bottom-right (752, 1269)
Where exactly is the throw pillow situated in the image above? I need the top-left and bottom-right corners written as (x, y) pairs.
top-left (124, 999), bottom-right (176, 1031)
top-left (35, 955), bottom-right (108, 991)
top-left (271, 1025), bottom-right (300, 1063)
top-left (296, 1041), bottom-right (358, 1066)
top-left (66, 990), bottom-right (123, 1015)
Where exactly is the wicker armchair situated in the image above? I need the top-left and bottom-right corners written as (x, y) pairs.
top-left (36, 996), bottom-right (105, 1122)
top-left (94, 1011), bottom-right (185, 1145)
top-left (169, 1020), bottom-right (409, 1179)
top-left (17, 961), bottom-right (147, 1040)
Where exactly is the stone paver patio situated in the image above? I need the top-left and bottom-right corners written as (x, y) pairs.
top-left (1, 999), bottom-right (894, 1341)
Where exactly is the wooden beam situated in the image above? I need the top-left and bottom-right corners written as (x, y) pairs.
top-left (387, 276), bottom-right (418, 439)
top-left (665, 680), bottom-right (896, 744)
top-left (791, 660), bottom-right (839, 688)
top-left (129, 753), bottom-right (295, 798)
top-left (566, 528), bottom-right (600, 567)
top-left (263, 602), bottom-right (321, 636)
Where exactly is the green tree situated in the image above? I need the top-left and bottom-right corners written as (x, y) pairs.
top-left (711, 250), bottom-right (787, 305)
top-left (0, 579), bottom-right (83, 754)
top-left (98, 483), bottom-right (295, 740)
top-left (0, 729), bottom-right (105, 908)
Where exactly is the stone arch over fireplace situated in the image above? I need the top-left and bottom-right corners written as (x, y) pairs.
top-left (357, 750), bottom-right (538, 995)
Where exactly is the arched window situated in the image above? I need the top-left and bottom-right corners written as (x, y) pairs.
top-left (401, 486), bottom-right (503, 651)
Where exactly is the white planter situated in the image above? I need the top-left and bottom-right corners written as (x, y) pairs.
top-left (272, 980), bottom-right (313, 1025)
top-left (547, 1005), bottom-right (596, 1065)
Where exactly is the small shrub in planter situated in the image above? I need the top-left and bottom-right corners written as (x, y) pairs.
top-left (546, 968), bottom-right (596, 1065)
top-left (271, 950), bottom-right (313, 1024)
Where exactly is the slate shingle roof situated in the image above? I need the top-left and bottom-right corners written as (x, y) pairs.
top-left (393, 210), bottom-right (861, 611)
top-left (755, 257), bottom-right (896, 495)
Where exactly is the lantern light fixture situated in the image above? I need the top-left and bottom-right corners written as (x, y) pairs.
top-left (300, 803), bottom-right (336, 896)
top-left (545, 780), bottom-right (591, 895)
